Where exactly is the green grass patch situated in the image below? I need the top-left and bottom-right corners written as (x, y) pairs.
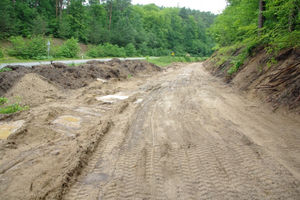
top-left (0, 68), bottom-right (12, 72)
top-left (148, 56), bottom-right (207, 67)
top-left (0, 97), bottom-right (29, 114)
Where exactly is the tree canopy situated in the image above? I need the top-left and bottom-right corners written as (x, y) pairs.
top-left (208, 0), bottom-right (300, 51)
top-left (0, 0), bottom-right (217, 57)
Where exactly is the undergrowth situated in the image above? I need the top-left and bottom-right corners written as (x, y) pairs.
top-left (0, 97), bottom-right (29, 114)
top-left (211, 30), bottom-right (300, 76)
top-left (148, 56), bottom-right (207, 67)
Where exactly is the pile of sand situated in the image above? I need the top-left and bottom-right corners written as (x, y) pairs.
top-left (4, 73), bottom-right (63, 107)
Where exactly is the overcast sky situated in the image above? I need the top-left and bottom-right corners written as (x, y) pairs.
top-left (131, 0), bottom-right (228, 14)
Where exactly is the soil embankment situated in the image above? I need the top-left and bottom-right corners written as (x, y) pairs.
top-left (204, 48), bottom-right (300, 113)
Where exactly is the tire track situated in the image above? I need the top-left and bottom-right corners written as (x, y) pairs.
top-left (63, 63), bottom-right (300, 199)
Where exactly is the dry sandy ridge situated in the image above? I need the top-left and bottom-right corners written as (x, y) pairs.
top-left (0, 62), bottom-right (300, 199)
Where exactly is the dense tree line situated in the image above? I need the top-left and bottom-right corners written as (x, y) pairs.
top-left (207, 0), bottom-right (300, 76)
top-left (208, 0), bottom-right (300, 51)
top-left (0, 0), bottom-right (217, 57)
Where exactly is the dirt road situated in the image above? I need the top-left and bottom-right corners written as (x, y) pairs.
top-left (59, 63), bottom-right (300, 199)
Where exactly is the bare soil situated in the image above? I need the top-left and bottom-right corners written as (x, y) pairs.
top-left (0, 60), bottom-right (300, 199)
top-left (204, 48), bottom-right (300, 112)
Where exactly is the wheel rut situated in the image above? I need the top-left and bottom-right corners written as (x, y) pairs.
top-left (63, 63), bottom-right (300, 199)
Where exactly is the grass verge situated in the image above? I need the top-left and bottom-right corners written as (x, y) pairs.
top-left (148, 56), bottom-right (208, 67)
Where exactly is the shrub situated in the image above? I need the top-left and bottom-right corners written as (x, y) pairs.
top-left (87, 43), bottom-right (125, 58)
top-left (59, 37), bottom-right (80, 58)
top-left (86, 45), bottom-right (98, 58)
top-left (228, 60), bottom-right (243, 75)
top-left (8, 36), bottom-right (28, 59)
top-left (125, 43), bottom-right (136, 57)
top-left (8, 35), bottom-right (48, 59)
top-left (184, 55), bottom-right (191, 62)
top-left (28, 35), bottom-right (47, 58)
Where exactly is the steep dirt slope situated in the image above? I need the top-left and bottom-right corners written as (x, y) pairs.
top-left (204, 48), bottom-right (300, 113)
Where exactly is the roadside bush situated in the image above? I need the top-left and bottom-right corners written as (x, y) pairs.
top-left (87, 43), bottom-right (125, 58)
top-left (86, 45), bottom-right (98, 58)
top-left (125, 43), bottom-right (136, 57)
top-left (29, 35), bottom-right (48, 58)
top-left (103, 43), bottom-right (125, 57)
top-left (184, 55), bottom-right (191, 62)
top-left (59, 37), bottom-right (80, 58)
top-left (8, 35), bottom-right (47, 59)
top-left (8, 36), bottom-right (28, 59)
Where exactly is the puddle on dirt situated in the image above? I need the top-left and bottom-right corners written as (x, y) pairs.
top-left (97, 78), bottom-right (107, 83)
top-left (52, 115), bottom-right (82, 129)
top-left (134, 99), bottom-right (143, 104)
top-left (96, 92), bottom-right (136, 103)
top-left (0, 120), bottom-right (25, 139)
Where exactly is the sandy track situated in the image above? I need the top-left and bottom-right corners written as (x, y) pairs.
top-left (63, 63), bottom-right (300, 199)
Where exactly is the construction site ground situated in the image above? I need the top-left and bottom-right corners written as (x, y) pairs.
top-left (0, 60), bottom-right (299, 199)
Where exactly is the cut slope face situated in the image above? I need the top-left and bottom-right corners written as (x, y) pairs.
top-left (205, 48), bottom-right (300, 112)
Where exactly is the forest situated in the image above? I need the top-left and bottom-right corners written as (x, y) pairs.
top-left (0, 0), bottom-right (217, 59)
top-left (208, 0), bottom-right (300, 74)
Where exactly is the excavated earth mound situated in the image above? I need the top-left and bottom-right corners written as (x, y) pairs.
top-left (0, 59), bottom-right (162, 199)
top-left (0, 59), bottom-right (161, 97)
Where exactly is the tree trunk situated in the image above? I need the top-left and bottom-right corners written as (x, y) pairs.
top-left (35, 0), bottom-right (39, 8)
top-left (56, 0), bottom-right (58, 18)
top-left (59, 0), bottom-right (63, 21)
top-left (109, 1), bottom-right (112, 31)
top-left (67, 0), bottom-right (70, 15)
top-left (13, 0), bottom-right (15, 6)
top-left (258, 0), bottom-right (265, 29)
top-left (258, 0), bottom-right (265, 35)
top-left (289, 2), bottom-right (299, 32)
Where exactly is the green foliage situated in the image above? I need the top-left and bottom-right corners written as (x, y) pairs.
top-left (184, 55), bottom-right (191, 62)
top-left (209, 0), bottom-right (300, 52)
top-left (208, 0), bottom-right (300, 76)
top-left (87, 43), bottom-right (125, 58)
top-left (0, 97), bottom-right (29, 114)
top-left (0, 68), bottom-right (12, 73)
top-left (0, 97), bottom-right (8, 106)
top-left (59, 37), bottom-right (80, 58)
top-left (228, 60), bottom-right (243, 75)
top-left (267, 57), bottom-right (278, 68)
top-left (8, 35), bottom-right (47, 59)
top-left (1, 1), bottom-right (217, 59)
top-left (0, 50), bottom-right (4, 59)
top-left (31, 15), bottom-right (47, 35)
top-left (148, 56), bottom-right (207, 66)
top-left (8, 36), bottom-right (27, 58)
top-left (58, 17), bottom-right (71, 39)
top-left (125, 43), bottom-right (137, 57)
